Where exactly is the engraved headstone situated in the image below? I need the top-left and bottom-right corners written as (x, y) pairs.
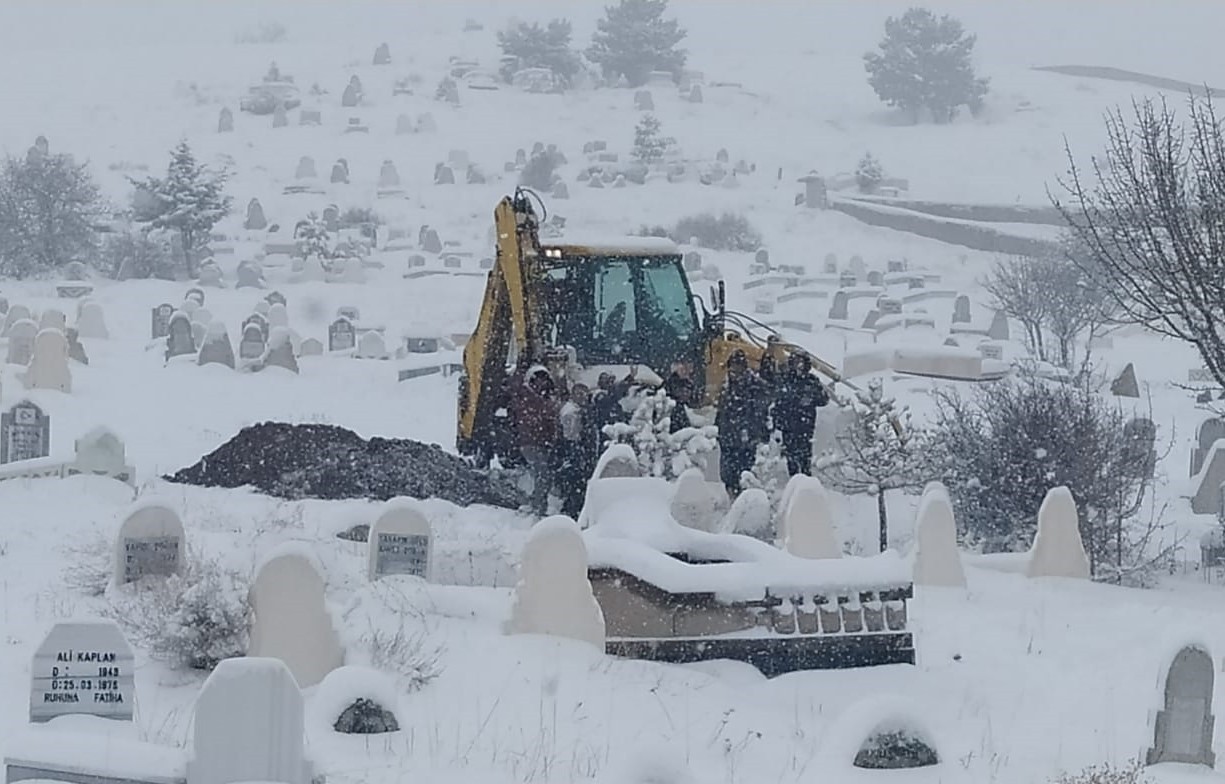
top-left (367, 498), bottom-right (433, 580)
top-left (1, 400), bottom-right (49, 463)
top-left (239, 323), bottom-right (267, 361)
top-left (328, 317), bottom-right (356, 352)
top-left (1147, 646), bottom-right (1216, 767)
top-left (330, 161), bottom-right (349, 184)
top-left (165, 312), bottom-right (196, 359)
top-left (29, 619), bottom-right (135, 723)
top-left (114, 502), bottom-right (185, 584)
top-left (839, 271), bottom-right (857, 288)
top-left (248, 548), bottom-right (345, 688)
top-left (151, 303), bottom-right (174, 339)
top-left (953, 294), bottom-right (971, 324)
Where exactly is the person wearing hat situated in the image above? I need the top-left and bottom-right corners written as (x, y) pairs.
top-left (715, 349), bottom-right (768, 496)
top-left (772, 352), bottom-right (829, 476)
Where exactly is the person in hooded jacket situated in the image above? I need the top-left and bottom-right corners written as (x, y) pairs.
top-left (771, 352), bottom-right (830, 476)
top-left (510, 366), bottom-right (560, 515)
top-left (715, 350), bottom-right (769, 496)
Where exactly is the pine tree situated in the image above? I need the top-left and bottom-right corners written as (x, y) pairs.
top-left (604, 388), bottom-right (715, 479)
top-left (131, 141), bottom-right (231, 277)
top-left (815, 379), bottom-right (929, 552)
top-left (0, 147), bottom-right (102, 278)
top-left (294, 212), bottom-right (331, 261)
top-left (863, 8), bottom-right (989, 124)
top-left (497, 18), bottom-right (583, 86)
top-left (632, 114), bottom-right (674, 166)
top-left (586, 0), bottom-right (687, 88)
top-left (855, 152), bottom-right (884, 193)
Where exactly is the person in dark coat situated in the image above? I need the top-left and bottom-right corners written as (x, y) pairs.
top-left (591, 367), bottom-right (636, 433)
top-left (715, 350), bottom-right (769, 496)
top-left (663, 362), bottom-right (695, 433)
top-left (510, 366), bottom-right (560, 515)
top-left (772, 352), bottom-right (829, 476)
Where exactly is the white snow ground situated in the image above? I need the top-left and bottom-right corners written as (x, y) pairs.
top-left (1, 1), bottom-right (1225, 782)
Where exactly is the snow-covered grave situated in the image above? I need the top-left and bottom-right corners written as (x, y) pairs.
top-left (505, 515), bottom-right (606, 648)
top-left (580, 461), bottom-right (914, 675)
top-left (112, 500), bottom-right (186, 586)
top-left (248, 547), bottom-right (345, 688)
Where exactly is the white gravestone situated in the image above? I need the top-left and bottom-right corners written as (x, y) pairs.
top-left (355, 330), bottom-right (388, 359)
top-left (367, 498), bottom-right (433, 580)
top-left (25, 328), bottom-right (72, 392)
top-left (29, 619), bottom-right (135, 722)
top-left (38, 308), bottom-right (67, 332)
top-left (7, 318), bottom-right (37, 365)
top-left (3, 304), bottom-right (32, 336)
top-left (593, 444), bottom-right (639, 479)
top-left (1, 400), bottom-right (50, 463)
top-left (267, 302), bottom-right (289, 329)
top-left (780, 475), bottom-right (840, 559)
top-left (188, 657), bottom-right (314, 784)
top-left (506, 516), bottom-right (605, 648)
top-left (912, 481), bottom-right (966, 587)
top-left (70, 427), bottom-right (134, 484)
top-left (248, 548), bottom-right (344, 687)
top-left (1026, 486), bottom-right (1090, 579)
top-left (113, 501), bottom-right (186, 585)
top-left (669, 468), bottom-right (723, 533)
top-left (75, 301), bottom-right (109, 339)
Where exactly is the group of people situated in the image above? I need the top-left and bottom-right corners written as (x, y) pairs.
top-left (503, 347), bottom-right (830, 518)
top-left (715, 348), bottom-right (830, 497)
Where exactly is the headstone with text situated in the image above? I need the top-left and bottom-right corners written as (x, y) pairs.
top-left (29, 619), bottom-right (135, 722)
top-left (151, 303), bottom-right (175, 339)
top-left (114, 502), bottom-right (186, 584)
top-left (1, 400), bottom-right (49, 464)
top-left (367, 498), bottom-right (433, 580)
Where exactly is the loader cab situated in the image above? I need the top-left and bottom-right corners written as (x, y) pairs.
top-left (538, 238), bottom-right (704, 375)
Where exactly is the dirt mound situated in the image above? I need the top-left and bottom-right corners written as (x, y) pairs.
top-left (166, 422), bottom-right (522, 508)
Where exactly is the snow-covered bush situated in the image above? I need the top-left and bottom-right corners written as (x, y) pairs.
top-left (740, 434), bottom-right (789, 515)
top-left (586, 0), bottom-right (687, 87)
top-left (632, 114), bottom-right (674, 166)
top-left (855, 152), bottom-right (884, 193)
top-left (604, 388), bottom-right (715, 479)
top-left (295, 211), bottom-right (331, 260)
top-left (671, 212), bottom-right (762, 251)
top-left (100, 226), bottom-right (176, 280)
top-left (816, 379), bottom-right (930, 553)
top-left (1050, 760), bottom-right (1149, 784)
top-left (360, 623), bottom-right (442, 691)
top-left (0, 147), bottom-right (103, 278)
top-left (930, 374), bottom-right (1168, 584)
top-left (108, 553), bottom-right (250, 671)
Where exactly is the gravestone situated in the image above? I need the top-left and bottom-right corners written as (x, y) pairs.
top-left (244, 198), bottom-right (267, 231)
top-left (436, 77), bottom-right (459, 105)
top-left (236, 260), bottom-right (265, 289)
top-left (913, 482), bottom-right (966, 587)
top-left (378, 160), bottom-right (401, 188)
top-left (505, 516), bottom-right (605, 648)
top-left (466, 165), bottom-right (486, 184)
top-left (978, 342), bottom-right (1003, 361)
top-left (356, 330), bottom-right (388, 359)
top-left (780, 475), bottom-right (840, 559)
top-left (248, 549), bottom-right (345, 687)
top-left (1026, 486), bottom-right (1089, 579)
top-left (295, 156), bottom-right (317, 179)
top-left (65, 327), bottom-right (88, 365)
top-left (822, 253), bottom-right (838, 274)
top-left (299, 109), bottom-right (322, 126)
top-left (887, 259), bottom-right (906, 273)
top-left (420, 227), bottom-right (442, 254)
top-left (39, 308), bottom-right (66, 332)
top-left (29, 619), bottom-right (135, 723)
top-left (321, 205), bottom-right (340, 231)
top-left (342, 82), bottom-right (361, 107)
top-left (516, 148), bottom-right (528, 167)
top-left (1146, 646), bottom-right (1216, 767)
top-left (908, 277), bottom-right (925, 290)
top-left (188, 657), bottom-right (313, 784)
top-left (634, 90), bottom-right (654, 111)
top-left (165, 312), bottom-right (196, 360)
top-left (373, 42), bottom-right (391, 65)
top-left (829, 291), bottom-right (849, 320)
top-left (329, 318), bottom-right (356, 352)
top-left (1192, 418), bottom-right (1225, 476)
top-left (272, 103), bottom-right (288, 128)
top-left (552, 181), bottom-right (570, 200)
top-left (839, 271), bottom-right (857, 288)
top-left (1111, 363), bottom-right (1140, 398)
top-left (26, 328), bottom-right (71, 392)
top-left (417, 112), bottom-right (437, 132)
top-left (867, 270), bottom-right (884, 287)
top-left (395, 114), bottom-right (413, 135)
top-left (953, 295), bottom-right (971, 323)
top-left (218, 107), bottom-right (233, 133)
top-left (300, 337), bottom-right (323, 357)
top-left (337, 305), bottom-right (360, 321)
top-left (6, 319), bottom-right (37, 365)
top-left (114, 502), bottom-right (185, 584)
top-left (434, 164), bottom-right (455, 185)
top-left (266, 290), bottom-right (287, 308)
top-left (239, 323), bottom-right (267, 361)
top-left (198, 321), bottom-right (235, 369)
top-left (330, 161), bottom-right (349, 184)
top-left (879, 298), bottom-right (902, 315)
top-left (70, 427), bottom-right (132, 483)
top-left (265, 327), bottom-right (299, 373)
top-left (150, 303), bottom-right (175, 339)
top-left (1, 401), bottom-right (49, 463)
top-left (367, 498), bottom-right (433, 580)
top-left (3, 303), bottom-right (31, 336)
top-left (987, 310), bottom-right (1010, 340)
top-left (267, 302), bottom-right (289, 329)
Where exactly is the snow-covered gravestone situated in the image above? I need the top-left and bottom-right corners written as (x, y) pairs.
top-left (912, 482), bottom-right (965, 587)
top-left (780, 475), bottom-right (840, 559)
top-left (218, 106), bottom-right (233, 133)
top-left (367, 498), bottom-right (433, 580)
top-left (593, 444), bottom-right (639, 479)
top-left (198, 321), bottom-right (235, 369)
top-left (294, 156), bottom-right (316, 180)
top-left (952, 295), bottom-right (971, 324)
top-left (1025, 486), bottom-right (1089, 579)
top-left (29, 619), bottom-right (135, 722)
top-left (26, 328), bottom-right (72, 392)
top-left (39, 308), bottom-right (67, 332)
top-left (113, 501), bottom-right (185, 585)
top-left (244, 198), bottom-right (267, 231)
top-left (300, 338), bottom-right (323, 357)
top-left (165, 312), bottom-right (196, 360)
top-left (237, 260), bottom-right (265, 289)
top-left (670, 468), bottom-right (723, 532)
top-left (266, 290), bottom-right (288, 308)
top-left (1, 400), bottom-right (49, 463)
top-left (7, 318), bottom-right (36, 365)
top-left (267, 302), bottom-right (289, 329)
top-left (1147, 646), bottom-right (1216, 767)
top-left (188, 657), bottom-right (314, 784)
top-left (239, 323), bottom-right (267, 363)
top-left (265, 327), bottom-right (299, 374)
top-left (249, 548), bottom-right (344, 688)
top-left (505, 516), bottom-right (605, 648)
top-left (329, 317), bottom-right (356, 352)
top-left (75, 301), bottom-right (108, 339)
top-left (721, 487), bottom-right (772, 538)
top-left (297, 256), bottom-right (327, 283)
top-left (151, 302), bottom-right (174, 339)
top-left (355, 331), bottom-right (388, 359)
top-left (70, 427), bottom-right (133, 484)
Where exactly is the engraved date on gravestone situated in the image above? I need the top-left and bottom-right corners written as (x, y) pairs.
top-left (123, 535), bottom-right (181, 582)
top-left (375, 533), bottom-right (429, 577)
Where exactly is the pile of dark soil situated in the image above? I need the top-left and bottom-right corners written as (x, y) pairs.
top-left (166, 422), bottom-right (522, 508)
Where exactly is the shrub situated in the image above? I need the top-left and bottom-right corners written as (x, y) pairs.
top-left (0, 147), bottom-right (103, 278)
top-left (334, 698), bottom-right (400, 734)
top-left (497, 19), bottom-right (583, 86)
top-left (100, 226), bottom-right (176, 280)
top-left (339, 206), bottom-right (383, 226)
top-left (856, 152), bottom-right (884, 193)
top-left (671, 212), bottom-right (762, 251)
top-left (362, 623), bottom-right (442, 691)
top-left (1051, 760), bottom-right (1149, 784)
top-left (632, 114), bottom-right (674, 166)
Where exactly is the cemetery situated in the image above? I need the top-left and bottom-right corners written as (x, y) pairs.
top-left (1, 3), bottom-right (1224, 783)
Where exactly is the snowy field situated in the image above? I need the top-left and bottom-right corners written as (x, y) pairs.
top-left (2, 1), bottom-right (1225, 782)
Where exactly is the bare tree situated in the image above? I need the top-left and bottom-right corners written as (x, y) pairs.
top-left (981, 254), bottom-right (1049, 360)
top-left (1053, 94), bottom-right (1225, 388)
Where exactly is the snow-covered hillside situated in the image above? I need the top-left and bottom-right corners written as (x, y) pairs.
top-left (1, 2), bottom-right (1225, 783)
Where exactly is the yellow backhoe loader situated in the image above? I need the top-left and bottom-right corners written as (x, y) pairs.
top-left (456, 188), bottom-right (858, 465)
